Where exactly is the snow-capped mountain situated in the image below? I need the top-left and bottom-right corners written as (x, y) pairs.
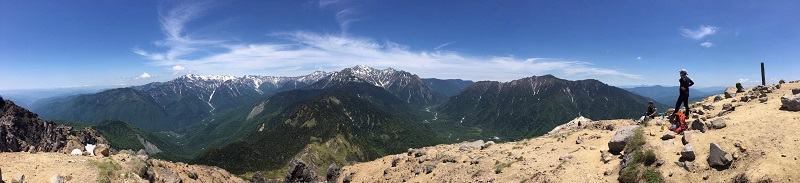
top-left (312, 65), bottom-right (442, 107)
top-left (35, 71), bottom-right (331, 131)
top-left (134, 71), bottom-right (330, 113)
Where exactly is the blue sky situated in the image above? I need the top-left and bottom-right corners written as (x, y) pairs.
top-left (1, 0), bottom-right (798, 90)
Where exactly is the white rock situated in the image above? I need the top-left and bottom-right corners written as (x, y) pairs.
top-left (70, 149), bottom-right (82, 155)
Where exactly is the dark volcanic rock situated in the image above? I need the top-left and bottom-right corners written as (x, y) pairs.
top-left (326, 164), bottom-right (340, 183)
top-left (707, 143), bottom-right (733, 168)
top-left (0, 100), bottom-right (109, 153)
top-left (285, 158), bottom-right (316, 183)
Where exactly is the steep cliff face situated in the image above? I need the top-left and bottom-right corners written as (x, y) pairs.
top-left (0, 100), bottom-right (109, 153)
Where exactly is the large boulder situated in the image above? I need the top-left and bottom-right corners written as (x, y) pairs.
top-left (691, 119), bottom-right (707, 133)
top-left (607, 125), bottom-right (638, 153)
top-left (459, 140), bottom-right (484, 151)
top-left (681, 144), bottom-right (696, 161)
top-left (710, 119), bottom-right (727, 129)
top-left (781, 94), bottom-right (800, 111)
top-left (707, 143), bottom-right (733, 168)
top-left (285, 158), bottom-right (316, 182)
top-left (792, 87), bottom-right (800, 95)
top-left (326, 164), bottom-right (340, 183)
top-left (724, 86), bottom-right (738, 98)
top-left (94, 144), bottom-right (110, 157)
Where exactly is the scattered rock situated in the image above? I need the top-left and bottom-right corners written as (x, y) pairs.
top-left (781, 94), bottom-right (800, 111)
top-left (661, 132), bottom-right (675, 140)
top-left (589, 146), bottom-right (597, 150)
top-left (725, 86), bottom-right (737, 98)
top-left (600, 151), bottom-right (613, 164)
top-left (326, 164), bottom-right (340, 183)
top-left (425, 163), bottom-right (436, 174)
top-left (714, 95), bottom-right (724, 102)
top-left (391, 155), bottom-right (403, 167)
top-left (741, 95), bottom-right (752, 102)
top-left (722, 103), bottom-right (734, 111)
top-left (656, 160), bottom-right (665, 167)
top-left (607, 125), bottom-right (638, 154)
top-left (759, 97), bottom-right (768, 103)
top-left (681, 144), bottom-right (696, 161)
top-left (710, 119), bottom-right (727, 129)
top-left (604, 169), bottom-right (613, 176)
top-left (734, 143), bottom-right (747, 152)
top-left (792, 87), bottom-right (800, 95)
top-left (703, 175), bottom-right (709, 180)
top-left (482, 141), bottom-right (495, 149)
top-left (576, 136), bottom-right (583, 144)
top-left (342, 174), bottom-right (353, 183)
top-left (383, 168), bottom-right (391, 175)
top-left (285, 158), bottom-right (316, 182)
top-left (414, 168), bottom-right (422, 175)
top-left (157, 167), bottom-right (180, 183)
top-left (559, 154), bottom-right (574, 161)
top-left (708, 143), bottom-right (733, 168)
top-left (691, 119), bottom-right (707, 133)
top-left (186, 170), bottom-right (198, 180)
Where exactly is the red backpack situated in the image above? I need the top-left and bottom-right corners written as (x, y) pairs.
top-left (671, 113), bottom-right (687, 133)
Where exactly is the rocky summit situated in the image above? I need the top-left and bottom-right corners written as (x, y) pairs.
top-left (334, 82), bottom-right (800, 182)
top-left (0, 100), bottom-right (108, 154)
top-left (0, 100), bottom-right (244, 183)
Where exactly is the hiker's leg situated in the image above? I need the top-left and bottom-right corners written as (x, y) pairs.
top-left (682, 95), bottom-right (690, 117)
top-left (674, 97), bottom-right (682, 114)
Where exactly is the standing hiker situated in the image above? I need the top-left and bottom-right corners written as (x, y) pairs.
top-left (674, 69), bottom-right (694, 117)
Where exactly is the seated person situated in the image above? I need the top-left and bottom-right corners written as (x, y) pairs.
top-left (645, 101), bottom-right (657, 119)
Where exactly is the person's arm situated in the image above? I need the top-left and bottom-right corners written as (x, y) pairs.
top-left (688, 77), bottom-right (694, 87)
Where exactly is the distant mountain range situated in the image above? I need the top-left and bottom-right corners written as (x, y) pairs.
top-left (32, 71), bottom-right (331, 131)
top-left (622, 85), bottom-right (725, 106)
top-left (436, 75), bottom-right (665, 140)
top-left (193, 79), bottom-right (442, 175)
top-left (28, 65), bottom-right (669, 179)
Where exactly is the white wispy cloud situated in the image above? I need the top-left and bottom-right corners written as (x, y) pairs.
top-left (134, 1), bottom-right (641, 82)
top-left (681, 25), bottom-right (718, 40)
top-left (434, 41), bottom-right (457, 50)
top-left (700, 41), bottom-right (715, 48)
top-left (171, 65), bottom-right (186, 75)
top-left (636, 56), bottom-right (642, 60)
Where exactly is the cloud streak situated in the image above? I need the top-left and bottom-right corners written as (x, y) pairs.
top-left (700, 41), bottom-right (715, 48)
top-left (134, 1), bottom-right (641, 82)
top-left (681, 25), bottom-right (718, 40)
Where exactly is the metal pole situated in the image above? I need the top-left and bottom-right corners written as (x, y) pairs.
top-left (761, 62), bottom-right (765, 86)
